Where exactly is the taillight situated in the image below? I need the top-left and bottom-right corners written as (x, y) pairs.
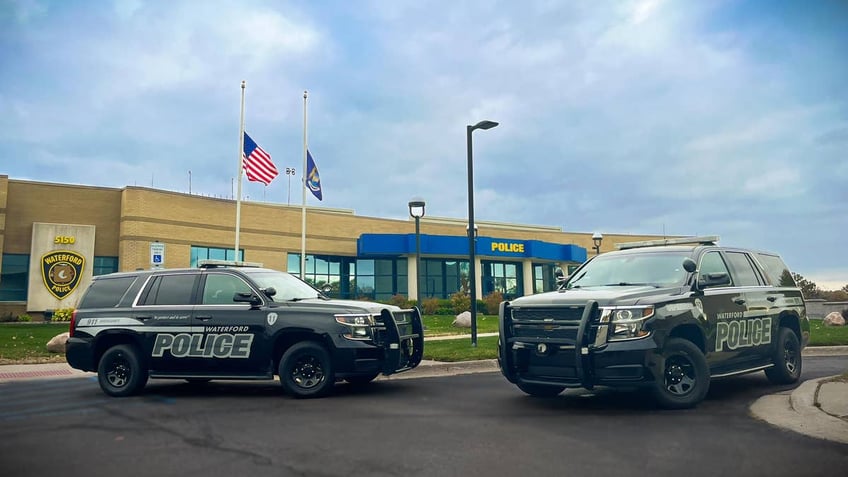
top-left (69, 309), bottom-right (77, 337)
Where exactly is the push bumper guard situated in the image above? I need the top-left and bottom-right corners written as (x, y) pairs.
top-left (379, 307), bottom-right (424, 375)
top-left (499, 300), bottom-right (606, 389)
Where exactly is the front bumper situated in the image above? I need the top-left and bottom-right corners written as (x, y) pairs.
top-left (498, 300), bottom-right (659, 389)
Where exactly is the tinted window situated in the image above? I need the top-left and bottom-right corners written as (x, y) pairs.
top-left (79, 276), bottom-right (138, 308)
top-left (756, 253), bottom-right (796, 287)
top-left (140, 274), bottom-right (196, 306)
top-left (201, 274), bottom-right (252, 304)
top-left (725, 252), bottom-right (762, 286)
top-left (698, 251), bottom-right (731, 286)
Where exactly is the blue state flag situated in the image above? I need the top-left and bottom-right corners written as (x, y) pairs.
top-left (306, 149), bottom-right (322, 201)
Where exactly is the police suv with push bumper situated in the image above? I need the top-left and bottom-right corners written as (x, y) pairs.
top-left (66, 260), bottom-right (424, 398)
top-left (497, 236), bottom-right (809, 409)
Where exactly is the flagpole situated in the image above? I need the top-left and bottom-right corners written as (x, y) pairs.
top-left (300, 90), bottom-right (308, 280)
top-left (235, 80), bottom-right (246, 260)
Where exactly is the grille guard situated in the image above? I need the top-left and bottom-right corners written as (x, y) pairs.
top-left (379, 307), bottom-right (424, 375)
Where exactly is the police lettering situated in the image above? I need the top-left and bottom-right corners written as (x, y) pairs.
top-left (490, 242), bottom-right (524, 253)
top-left (152, 333), bottom-right (253, 358)
top-left (716, 317), bottom-right (772, 351)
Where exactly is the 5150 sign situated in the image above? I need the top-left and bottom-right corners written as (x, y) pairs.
top-left (54, 235), bottom-right (76, 244)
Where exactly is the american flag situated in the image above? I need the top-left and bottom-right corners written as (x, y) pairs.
top-left (242, 133), bottom-right (278, 185)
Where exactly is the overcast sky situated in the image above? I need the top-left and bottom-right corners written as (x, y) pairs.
top-left (1, 0), bottom-right (846, 288)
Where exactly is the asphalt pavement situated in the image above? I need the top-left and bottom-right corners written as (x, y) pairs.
top-left (1, 339), bottom-right (846, 445)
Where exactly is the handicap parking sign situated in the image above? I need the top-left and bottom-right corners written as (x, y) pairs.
top-left (150, 242), bottom-right (165, 268)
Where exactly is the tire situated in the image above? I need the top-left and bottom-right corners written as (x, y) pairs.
top-left (344, 373), bottom-right (380, 386)
top-left (279, 342), bottom-right (335, 398)
top-left (516, 382), bottom-right (565, 398)
top-left (764, 327), bottom-right (802, 385)
top-left (97, 344), bottom-right (148, 397)
top-left (652, 338), bottom-right (709, 409)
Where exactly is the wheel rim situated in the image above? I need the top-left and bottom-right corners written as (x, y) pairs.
top-left (664, 355), bottom-right (697, 396)
top-left (290, 354), bottom-right (325, 389)
top-left (106, 353), bottom-right (131, 388)
top-left (783, 337), bottom-right (798, 374)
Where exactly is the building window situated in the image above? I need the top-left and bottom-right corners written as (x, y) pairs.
top-left (420, 259), bottom-right (468, 299)
top-left (93, 256), bottom-right (119, 276)
top-left (481, 260), bottom-right (523, 300)
top-left (355, 258), bottom-right (405, 301)
top-left (288, 254), bottom-right (359, 299)
top-left (190, 246), bottom-right (244, 267)
top-left (532, 263), bottom-right (557, 293)
top-left (0, 254), bottom-right (29, 302)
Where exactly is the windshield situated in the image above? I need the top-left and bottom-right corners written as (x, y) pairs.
top-left (566, 252), bottom-right (691, 289)
top-left (242, 269), bottom-right (324, 302)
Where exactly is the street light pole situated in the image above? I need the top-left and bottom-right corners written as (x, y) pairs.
top-left (467, 119), bottom-right (499, 347)
top-left (408, 198), bottom-right (426, 309)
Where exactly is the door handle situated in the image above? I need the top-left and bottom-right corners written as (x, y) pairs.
top-left (137, 315), bottom-right (153, 321)
top-left (195, 315), bottom-right (212, 321)
top-left (767, 296), bottom-right (777, 302)
top-left (733, 298), bottom-right (746, 305)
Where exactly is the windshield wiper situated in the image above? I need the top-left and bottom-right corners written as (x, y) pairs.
top-left (604, 282), bottom-right (660, 287)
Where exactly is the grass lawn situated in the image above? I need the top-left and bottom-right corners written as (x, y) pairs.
top-left (422, 314), bottom-right (499, 336)
top-left (809, 320), bottom-right (848, 346)
top-left (0, 323), bottom-right (70, 364)
top-left (422, 335), bottom-right (499, 362)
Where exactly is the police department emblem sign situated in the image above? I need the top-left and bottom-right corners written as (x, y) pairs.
top-left (41, 250), bottom-right (85, 300)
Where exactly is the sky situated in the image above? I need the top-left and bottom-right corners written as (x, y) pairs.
top-left (1, 0), bottom-right (846, 289)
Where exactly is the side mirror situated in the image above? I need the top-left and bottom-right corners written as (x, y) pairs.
top-left (321, 284), bottom-right (333, 293)
top-left (234, 292), bottom-right (262, 306)
top-left (699, 272), bottom-right (731, 288)
top-left (262, 287), bottom-right (277, 298)
top-left (682, 258), bottom-right (697, 273)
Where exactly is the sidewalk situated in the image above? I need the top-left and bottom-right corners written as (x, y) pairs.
top-left (1, 343), bottom-right (846, 445)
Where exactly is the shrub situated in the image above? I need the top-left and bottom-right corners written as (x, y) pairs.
top-left (0, 312), bottom-right (16, 323)
top-left (482, 291), bottom-right (504, 315)
top-left (53, 308), bottom-right (74, 322)
top-left (421, 297), bottom-right (440, 315)
top-left (842, 308), bottom-right (848, 320)
top-left (450, 291), bottom-right (471, 315)
top-left (388, 295), bottom-right (415, 309)
top-left (17, 313), bottom-right (32, 322)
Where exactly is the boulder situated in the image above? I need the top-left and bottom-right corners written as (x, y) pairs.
top-left (823, 312), bottom-right (846, 327)
top-left (46, 332), bottom-right (69, 353)
top-left (452, 311), bottom-right (471, 328)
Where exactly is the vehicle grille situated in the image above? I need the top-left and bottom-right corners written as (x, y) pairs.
top-left (509, 306), bottom-right (595, 343)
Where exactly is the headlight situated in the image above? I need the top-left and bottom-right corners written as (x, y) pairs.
top-left (335, 314), bottom-right (377, 340)
top-left (602, 306), bottom-right (654, 341)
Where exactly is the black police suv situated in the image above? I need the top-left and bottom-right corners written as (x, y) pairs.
top-left (498, 236), bottom-right (810, 409)
top-left (66, 261), bottom-right (424, 398)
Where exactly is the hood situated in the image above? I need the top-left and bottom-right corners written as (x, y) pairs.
top-left (509, 285), bottom-right (687, 307)
top-left (279, 298), bottom-right (402, 314)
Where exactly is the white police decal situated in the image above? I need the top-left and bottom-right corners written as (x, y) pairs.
top-left (152, 333), bottom-right (254, 358)
top-left (716, 316), bottom-right (772, 351)
top-left (267, 312), bottom-right (278, 326)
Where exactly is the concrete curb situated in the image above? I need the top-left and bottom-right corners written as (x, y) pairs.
top-left (751, 376), bottom-right (848, 445)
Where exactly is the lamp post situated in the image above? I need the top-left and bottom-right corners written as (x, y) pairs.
top-left (285, 167), bottom-right (296, 205)
top-left (408, 198), bottom-right (426, 309)
top-left (467, 119), bottom-right (499, 347)
top-left (592, 232), bottom-right (604, 255)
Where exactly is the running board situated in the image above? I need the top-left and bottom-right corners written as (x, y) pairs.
top-left (711, 364), bottom-right (773, 379)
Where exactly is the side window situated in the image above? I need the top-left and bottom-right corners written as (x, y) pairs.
top-left (724, 252), bottom-right (762, 287)
top-left (698, 251), bottom-right (731, 287)
top-left (140, 274), bottom-right (197, 306)
top-left (79, 276), bottom-right (138, 308)
top-left (756, 253), bottom-right (796, 287)
top-left (202, 274), bottom-right (252, 305)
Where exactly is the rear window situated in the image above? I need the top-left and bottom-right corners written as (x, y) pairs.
top-left (78, 276), bottom-right (138, 308)
top-left (756, 253), bottom-right (796, 287)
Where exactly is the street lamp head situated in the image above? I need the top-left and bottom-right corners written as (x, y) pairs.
top-left (466, 224), bottom-right (479, 238)
top-left (592, 232), bottom-right (603, 251)
top-left (408, 198), bottom-right (426, 218)
top-left (471, 120), bottom-right (499, 131)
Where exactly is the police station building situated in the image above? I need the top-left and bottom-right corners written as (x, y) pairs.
top-left (0, 175), bottom-right (665, 318)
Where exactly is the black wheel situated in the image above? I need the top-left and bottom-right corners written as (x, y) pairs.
top-left (344, 373), bottom-right (380, 386)
top-left (97, 344), bottom-right (148, 397)
top-left (279, 342), bottom-right (335, 398)
top-left (652, 338), bottom-right (709, 409)
top-left (516, 382), bottom-right (565, 398)
top-left (764, 327), bottom-right (802, 385)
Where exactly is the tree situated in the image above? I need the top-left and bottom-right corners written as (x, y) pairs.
top-left (791, 272), bottom-right (820, 299)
